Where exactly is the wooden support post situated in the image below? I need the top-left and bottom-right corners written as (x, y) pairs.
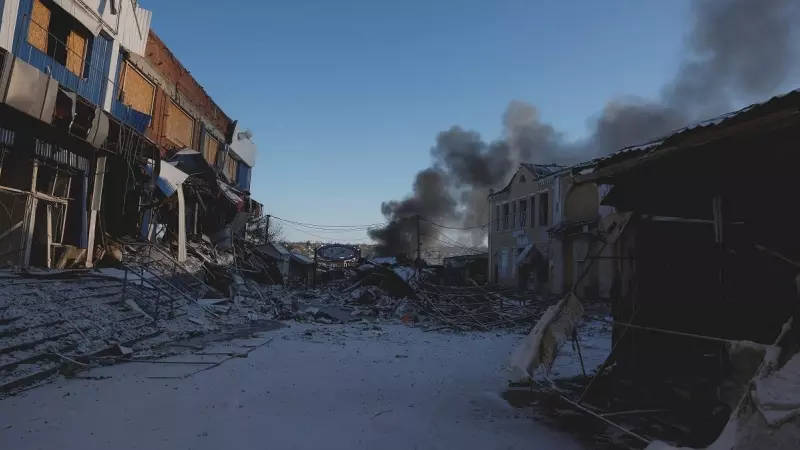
top-left (59, 177), bottom-right (72, 245)
top-left (416, 214), bottom-right (421, 265)
top-left (21, 161), bottom-right (39, 267)
top-left (86, 156), bottom-right (107, 267)
top-left (177, 185), bottom-right (187, 262)
top-left (46, 204), bottom-right (53, 268)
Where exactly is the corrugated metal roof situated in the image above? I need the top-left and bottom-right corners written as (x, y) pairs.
top-left (491, 163), bottom-right (568, 197)
top-left (146, 160), bottom-right (189, 197)
top-left (593, 88), bottom-right (800, 168)
top-left (291, 253), bottom-right (314, 265)
top-left (520, 163), bottom-right (567, 179)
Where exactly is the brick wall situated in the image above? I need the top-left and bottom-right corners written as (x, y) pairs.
top-left (142, 31), bottom-right (232, 154)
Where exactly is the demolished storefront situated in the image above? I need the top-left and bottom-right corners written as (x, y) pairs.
top-left (0, 47), bottom-right (162, 269)
top-left (564, 89), bottom-right (800, 447)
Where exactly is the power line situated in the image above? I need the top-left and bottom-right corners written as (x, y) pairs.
top-left (279, 220), bottom-right (374, 242)
top-left (420, 217), bottom-right (492, 231)
top-left (271, 214), bottom-right (492, 232)
top-left (271, 215), bottom-right (390, 230)
top-left (423, 228), bottom-right (487, 255)
top-left (422, 234), bottom-right (487, 256)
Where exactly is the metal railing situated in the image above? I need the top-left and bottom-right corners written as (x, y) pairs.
top-left (116, 239), bottom-right (217, 320)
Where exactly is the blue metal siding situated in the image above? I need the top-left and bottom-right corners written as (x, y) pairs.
top-left (109, 51), bottom-right (152, 132)
top-left (109, 50), bottom-right (153, 134)
top-left (236, 164), bottom-right (251, 191)
top-left (13, 0), bottom-right (114, 106)
top-left (111, 100), bottom-right (151, 133)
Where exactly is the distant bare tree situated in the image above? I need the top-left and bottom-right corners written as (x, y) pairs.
top-left (246, 217), bottom-right (285, 244)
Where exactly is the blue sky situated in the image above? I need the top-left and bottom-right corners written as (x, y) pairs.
top-left (142, 0), bottom-right (691, 243)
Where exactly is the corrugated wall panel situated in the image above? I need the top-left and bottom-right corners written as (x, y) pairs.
top-left (34, 139), bottom-right (90, 172)
top-left (118, 3), bottom-right (150, 57)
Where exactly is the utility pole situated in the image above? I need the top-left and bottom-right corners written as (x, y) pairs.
top-left (264, 214), bottom-right (271, 244)
top-left (313, 251), bottom-right (317, 287)
top-left (416, 214), bottom-right (421, 267)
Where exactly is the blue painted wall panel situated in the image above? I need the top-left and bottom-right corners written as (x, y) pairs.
top-left (236, 164), bottom-right (251, 191)
top-left (111, 100), bottom-right (151, 133)
top-left (14, 0), bottom-right (114, 107)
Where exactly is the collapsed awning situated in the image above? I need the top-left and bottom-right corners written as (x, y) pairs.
top-left (217, 180), bottom-right (243, 205)
top-left (145, 159), bottom-right (189, 197)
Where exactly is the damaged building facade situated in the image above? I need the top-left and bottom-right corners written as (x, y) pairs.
top-left (487, 162), bottom-right (617, 299)
top-left (574, 89), bottom-right (800, 421)
top-left (0, 0), bottom-right (262, 269)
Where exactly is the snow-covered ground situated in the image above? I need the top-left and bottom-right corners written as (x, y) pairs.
top-left (0, 322), bottom-right (591, 450)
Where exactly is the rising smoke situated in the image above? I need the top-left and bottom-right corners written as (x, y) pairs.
top-left (369, 0), bottom-right (799, 256)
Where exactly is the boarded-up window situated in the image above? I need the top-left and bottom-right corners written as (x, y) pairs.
top-left (120, 63), bottom-right (155, 115)
top-left (28, 0), bottom-right (51, 53)
top-left (165, 101), bottom-right (194, 147)
top-left (202, 132), bottom-right (220, 167)
top-left (65, 30), bottom-right (87, 77)
top-left (225, 154), bottom-right (237, 182)
top-left (27, 0), bottom-right (91, 77)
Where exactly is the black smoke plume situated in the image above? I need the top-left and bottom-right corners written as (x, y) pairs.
top-left (370, 0), bottom-right (799, 256)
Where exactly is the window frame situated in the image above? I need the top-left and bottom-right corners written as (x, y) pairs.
top-left (164, 100), bottom-right (195, 148)
top-left (120, 62), bottom-right (156, 116)
top-left (225, 152), bottom-right (238, 182)
top-left (28, 0), bottom-right (94, 79)
top-left (511, 200), bottom-right (517, 230)
top-left (538, 192), bottom-right (550, 227)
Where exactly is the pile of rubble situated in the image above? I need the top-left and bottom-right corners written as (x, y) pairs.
top-left (0, 231), bottom-right (560, 395)
top-left (0, 238), bottom-right (289, 395)
top-left (263, 258), bottom-right (561, 331)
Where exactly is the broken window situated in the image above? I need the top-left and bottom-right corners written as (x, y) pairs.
top-left (119, 62), bottom-right (155, 116)
top-left (530, 196), bottom-right (536, 228)
top-left (519, 198), bottom-right (527, 228)
top-left (502, 203), bottom-right (509, 230)
top-left (165, 101), bottom-right (194, 148)
top-left (511, 201), bottom-right (517, 230)
top-left (495, 205), bottom-right (500, 232)
top-left (539, 192), bottom-right (549, 227)
top-left (27, 0), bottom-right (92, 77)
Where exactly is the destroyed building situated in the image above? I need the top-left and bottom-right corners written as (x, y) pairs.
top-left (0, 0), bottom-right (263, 268)
top-left (505, 88), bottom-right (800, 448)
top-left (487, 162), bottom-right (618, 299)
top-left (575, 87), bottom-right (800, 401)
